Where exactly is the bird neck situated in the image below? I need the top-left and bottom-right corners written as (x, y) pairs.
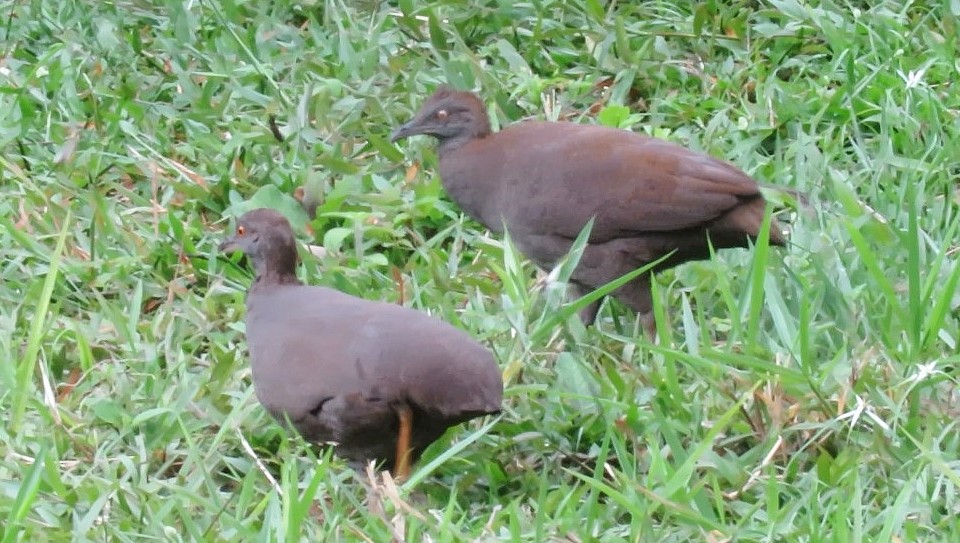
top-left (250, 254), bottom-right (300, 288)
top-left (251, 271), bottom-right (301, 291)
top-left (437, 121), bottom-right (491, 154)
top-left (437, 134), bottom-right (474, 154)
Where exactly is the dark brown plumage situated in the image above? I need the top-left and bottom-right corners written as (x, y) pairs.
top-left (219, 208), bottom-right (503, 477)
top-left (391, 87), bottom-right (787, 335)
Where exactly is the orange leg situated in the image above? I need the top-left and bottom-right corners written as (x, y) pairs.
top-left (393, 404), bottom-right (414, 480)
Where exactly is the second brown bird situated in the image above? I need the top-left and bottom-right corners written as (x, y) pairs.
top-left (220, 208), bottom-right (503, 478)
top-left (392, 87), bottom-right (788, 336)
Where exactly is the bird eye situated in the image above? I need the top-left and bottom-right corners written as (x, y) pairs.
top-left (236, 225), bottom-right (246, 236)
top-left (436, 109), bottom-right (449, 120)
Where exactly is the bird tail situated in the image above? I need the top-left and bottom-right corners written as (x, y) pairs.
top-left (719, 197), bottom-right (789, 246)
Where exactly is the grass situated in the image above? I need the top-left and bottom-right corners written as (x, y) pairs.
top-left (2, 0), bottom-right (959, 540)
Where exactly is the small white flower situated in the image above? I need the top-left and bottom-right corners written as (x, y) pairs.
top-left (899, 68), bottom-right (926, 89)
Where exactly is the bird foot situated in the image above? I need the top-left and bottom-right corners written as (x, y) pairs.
top-left (640, 311), bottom-right (660, 344)
top-left (392, 404), bottom-right (413, 481)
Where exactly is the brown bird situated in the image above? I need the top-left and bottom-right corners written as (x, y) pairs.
top-left (219, 208), bottom-right (503, 478)
top-left (391, 87), bottom-right (787, 336)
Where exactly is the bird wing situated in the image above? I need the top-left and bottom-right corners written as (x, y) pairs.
top-left (489, 122), bottom-right (764, 242)
top-left (360, 307), bottom-right (503, 419)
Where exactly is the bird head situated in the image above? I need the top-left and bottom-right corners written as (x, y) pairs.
top-left (220, 208), bottom-right (298, 279)
top-left (390, 86), bottom-right (491, 147)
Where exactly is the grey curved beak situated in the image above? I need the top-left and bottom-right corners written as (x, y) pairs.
top-left (390, 122), bottom-right (416, 143)
top-left (219, 238), bottom-right (240, 253)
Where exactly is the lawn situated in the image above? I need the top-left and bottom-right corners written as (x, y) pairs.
top-left (2, 0), bottom-right (959, 541)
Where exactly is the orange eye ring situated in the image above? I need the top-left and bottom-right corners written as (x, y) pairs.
top-left (436, 109), bottom-right (449, 120)
top-left (236, 225), bottom-right (246, 236)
